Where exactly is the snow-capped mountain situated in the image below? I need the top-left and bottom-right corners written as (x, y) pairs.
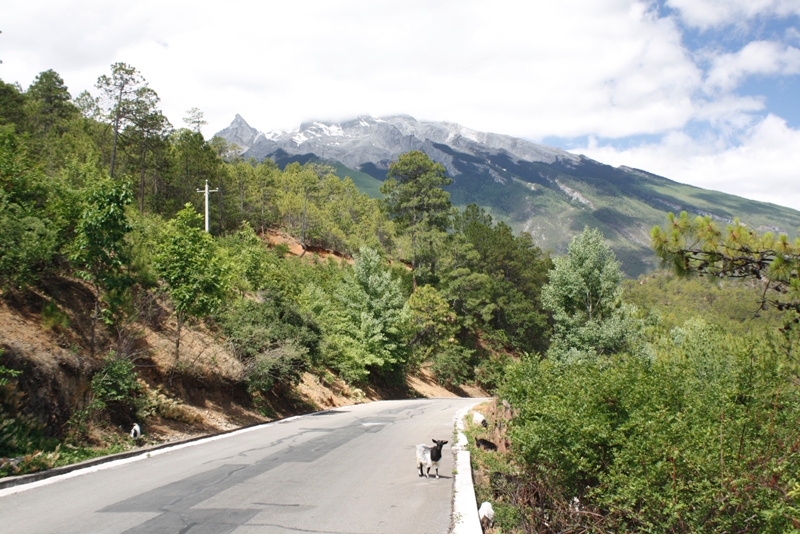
top-left (218, 114), bottom-right (579, 180)
top-left (214, 115), bottom-right (800, 277)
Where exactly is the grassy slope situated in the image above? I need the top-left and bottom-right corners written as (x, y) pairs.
top-left (328, 161), bottom-right (384, 199)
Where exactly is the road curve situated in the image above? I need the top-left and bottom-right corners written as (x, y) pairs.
top-left (0, 398), bottom-right (482, 534)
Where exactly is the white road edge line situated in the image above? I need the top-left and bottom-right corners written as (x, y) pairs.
top-left (451, 401), bottom-right (485, 534)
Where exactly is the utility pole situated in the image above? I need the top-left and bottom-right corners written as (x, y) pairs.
top-left (196, 180), bottom-right (218, 233)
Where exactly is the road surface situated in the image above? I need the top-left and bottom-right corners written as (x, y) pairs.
top-left (0, 398), bottom-right (482, 534)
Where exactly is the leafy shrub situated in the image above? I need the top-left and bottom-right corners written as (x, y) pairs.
top-left (90, 353), bottom-right (142, 422)
top-left (501, 322), bottom-right (800, 532)
top-left (431, 344), bottom-right (474, 388)
top-left (474, 351), bottom-right (513, 393)
top-left (221, 295), bottom-right (320, 391)
top-left (242, 341), bottom-right (309, 394)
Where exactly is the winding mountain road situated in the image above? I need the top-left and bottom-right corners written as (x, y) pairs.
top-left (0, 398), bottom-right (482, 534)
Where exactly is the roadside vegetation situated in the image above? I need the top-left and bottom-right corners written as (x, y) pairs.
top-left (0, 64), bottom-right (548, 475)
top-left (471, 220), bottom-right (800, 532)
top-left (2, 63), bottom-right (799, 530)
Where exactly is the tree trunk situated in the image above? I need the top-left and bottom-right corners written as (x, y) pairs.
top-left (411, 229), bottom-right (417, 291)
top-left (299, 194), bottom-right (308, 257)
top-left (109, 90), bottom-right (123, 179)
top-left (175, 313), bottom-right (183, 362)
top-left (139, 144), bottom-right (147, 213)
top-left (91, 289), bottom-right (99, 359)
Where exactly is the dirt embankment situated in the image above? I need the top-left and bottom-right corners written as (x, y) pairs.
top-left (0, 272), bottom-right (485, 449)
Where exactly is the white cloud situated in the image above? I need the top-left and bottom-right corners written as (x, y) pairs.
top-left (2, 1), bottom-right (800, 210)
top-left (705, 41), bottom-right (800, 93)
top-left (577, 114), bottom-right (800, 211)
top-left (3, 0), bottom-right (704, 139)
top-left (667, 0), bottom-right (800, 29)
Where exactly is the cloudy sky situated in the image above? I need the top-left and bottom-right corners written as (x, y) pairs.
top-left (3, 0), bottom-right (800, 209)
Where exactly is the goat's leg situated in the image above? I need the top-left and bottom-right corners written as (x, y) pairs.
top-left (435, 467), bottom-right (439, 479)
top-left (418, 463), bottom-right (424, 477)
top-left (426, 466), bottom-right (431, 478)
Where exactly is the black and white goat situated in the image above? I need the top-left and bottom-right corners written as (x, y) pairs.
top-left (416, 439), bottom-right (448, 478)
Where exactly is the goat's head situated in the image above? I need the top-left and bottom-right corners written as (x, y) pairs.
top-left (432, 439), bottom-right (448, 449)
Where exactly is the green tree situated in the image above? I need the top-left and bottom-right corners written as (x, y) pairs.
top-left (221, 294), bottom-right (321, 394)
top-left (303, 247), bottom-right (410, 383)
top-left (70, 178), bottom-right (134, 357)
top-left (26, 69), bottom-right (77, 138)
top-left (95, 62), bottom-right (151, 178)
top-left (0, 80), bottom-right (26, 128)
top-left (501, 321), bottom-right (800, 531)
top-left (408, 284), bottom-right (457, 366)
top-left (0, 129), bottom-right (58, 290)
top-left (542, 226), bottom-right (636, 361)
top-left (158, 129), bottom-right (222, 225)
top-left (183, 107), bottom-right (207, 133)
top-left (154, 204), bottom-right (228, 361)
top-left (381, 151), bottom-right (452, 288)
top-left (128, 107), bottom-right (171, 214)
top-left (448, 204), bottom-right (552, 352)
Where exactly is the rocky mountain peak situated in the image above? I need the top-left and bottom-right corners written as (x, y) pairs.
top-left (216, 114), bottom-right (260, 152)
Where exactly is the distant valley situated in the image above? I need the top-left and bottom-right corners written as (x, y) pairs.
top-left (215, 114), bottom-right (800, 277)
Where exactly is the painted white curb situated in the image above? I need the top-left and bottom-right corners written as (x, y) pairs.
top-left (451, 402), bottom-right (484, 534)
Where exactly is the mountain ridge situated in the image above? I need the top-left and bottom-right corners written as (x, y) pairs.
top-left (214, 115), bottom-right (800, 277)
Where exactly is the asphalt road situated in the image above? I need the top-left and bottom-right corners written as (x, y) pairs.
top-left (0, 398), bottom-right (482, 534)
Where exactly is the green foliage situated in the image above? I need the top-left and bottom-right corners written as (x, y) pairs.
top-left (241, 341), bottom-right (310, 395)
top-left (652, 211), bottom-right (800, 314)
top-left (25, 69), bottom-right (78, 141)
top-left (474, 351), bottom-right (514, 392)
top-left (221, 295), bottom-right (320, 392)
top-left (381, 151), bottom-right (453, 284)
top-left (70, 177), bottom-right (134, 354)
top-left (407, 284), bottom-right (457, 367)
top-left (41, 300), bottom-right (70, 331)
top-left (217, 222), bottom-right (285, 293)
top-left (125, 210), bottom-right (164, 288)
top-left (0, 363), bottom-right (45, 458)
top-left (501, 323), bottom-right (800, 531)
top-left (542, 226), bottom-right (638, 361)
top-left (430, 344), bottom-right (474, 388)
top-left (90, 353), bottom-right (142, 419)
top-left (0, 80), bottom-right (26, 128)
top-left (623, 269), bottom-right (783, 336)
top-left (154, 204), bottom-right (229, 359)
top-left (0, 192), bottom-right (58, 290)
top-left (71, 178), bottom-right (133, 292)
top-left (300, 247), bottom-right (410, 384)
top-left (95, 62), bottom-right (156, 179)
top-left (0, 129), bottom-right (59, 289)
top-left (445, 204), bottom-right (552, 354)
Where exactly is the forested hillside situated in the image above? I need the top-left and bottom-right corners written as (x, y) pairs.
top-left (215, 114), bottom-right (800, 278)
top-left (2, 63), bottom-right (799, 532)
top-left (0, 64), bottom-right (548, 475)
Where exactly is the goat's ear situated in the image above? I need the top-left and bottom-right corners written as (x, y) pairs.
top-left (432, 439), bottom-right (437, 444)
top-left (443, 440), bottom-right (448, 444)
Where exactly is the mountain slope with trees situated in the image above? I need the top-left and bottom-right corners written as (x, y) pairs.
top-left (0, 64), bottom-right (539, 477)
top-left (215, 114), bottom-right (800, 277)
top-left (2, 63), bottom-right (799, 531)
